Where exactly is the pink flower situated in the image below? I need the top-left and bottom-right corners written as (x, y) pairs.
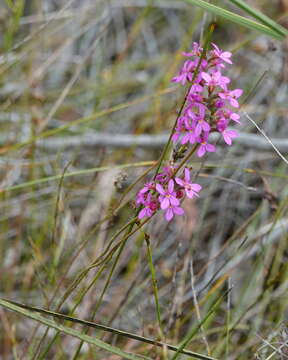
top-left (219, 89), bottom-right (243, 108)
top-left (172, 60), bottom-right (195, 85)
top-left (172, 116), bottom-right (186, 142)
top-left (181, 127), bottom-right (196, 145)
top-left (175, 168), bottom-right (202, 198)
top-left (222, 129), bottom-right (238, 145)
top-left (164, 204), bottom-right (184, 221)
top-left (197, 134), bottom-right (216, 157)
top-left (182, 42), bottom-right (203, 57)
top-left (211, 43), bottom-right (233, 65)
top-left (194, 117), bottom-right (211, 137)
top-left (201, 71), bottom-right (230, 90)
top-left (230, 112), bottom-right (241, 123)
top-left (155, 166), bottom-right (175, 183)
top-left (138, 194), bottom-right (158, 219)
top-left (156, 179), bottom-right (179, 209)
top-left (139, 182), bottom-right (155, 194)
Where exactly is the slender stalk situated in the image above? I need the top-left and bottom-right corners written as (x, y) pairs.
top-left (144, 233), bottom-right (164, 338)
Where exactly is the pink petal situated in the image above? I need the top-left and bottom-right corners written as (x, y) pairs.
top-left (223, 133), bottom-right (232, 145)
top-left (203, 122), bottom-right (210, 132)
top-left (206, 144), bottom-right (216, 152)
top-left (165, 208), bottom-right (174, 221)
top-left (227, 129), bottom-right (238, 138)
top-left (175, 177), bottom-right (184, 186)
top-left (201, 72), bottom-right (211, 83)
top-left (186, 189), bottom-right (197, 198)
top-left (173, 206), bottom-right (185, 216)
top-left (181, 134), bottom-right (189, 144)
top-left (170, 196), bottom-right (180, 206)
top-left (138, 208), bottom-right (147, 219)
top-left (191, 184), bottom-right (202, 192)
top-left (168, 179), bottom-right (174, 193)
top-left (156, 183), bottom-right (165, 195)
top-left (231, 89), bottom-right (243, 98)
top-left (197, 145), bottom-right (206, 157)
top-left (218, 92), bottom-right (227, 100)
top-left (160, 197), bottom-right (170, 210)
top-left (230, 98), bottom-right (239, 108)
top-left (195, 123), bottom-right (202, 136)
top-left (230, 113), bottom-right (241, 123)
top-left (184, 168), bottom-right (190, 182)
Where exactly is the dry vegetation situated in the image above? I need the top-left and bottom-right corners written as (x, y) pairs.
top-left (0, 0), bottom-right (288, 359)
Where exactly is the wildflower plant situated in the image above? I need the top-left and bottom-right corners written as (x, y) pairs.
top-left (136, 41), bottom-right (243, 221)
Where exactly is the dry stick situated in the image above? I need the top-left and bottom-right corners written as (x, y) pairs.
top-left (51, 161), bottom-right (72, 246)
top-left (190, 259), bottom-right (211, 356)
top-left (225, 277), bottom-right (232, 359)
top-left (243, 111), bottom-right (288, 166)
top-left (171, 288), bottom-right (232, 360)
top-left (32, 131), bottom-right (288, 152)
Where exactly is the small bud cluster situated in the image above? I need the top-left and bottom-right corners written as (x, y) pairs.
top-left (136, 42), bottom-right (243, 221)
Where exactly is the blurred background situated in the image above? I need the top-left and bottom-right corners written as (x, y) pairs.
top-left (0, 0), bottom-right (288, 359)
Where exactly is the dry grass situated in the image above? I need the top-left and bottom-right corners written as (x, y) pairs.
top-left (0, 0), bottom-right (287, 359)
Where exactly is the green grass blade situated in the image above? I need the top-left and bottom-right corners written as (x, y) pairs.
top-left (0, 161), bottom-right (155, 193)
top-left (0, 299), bottom-right (150, 360)
top-left (227, 0), bottom-right (288, 37)
top-left (0, 298), bottom-right (218, 360)
top-left (180, 0), bottom-right (284, 40)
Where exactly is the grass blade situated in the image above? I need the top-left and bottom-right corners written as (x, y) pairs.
top-left (0, 161), bottom-right (155, 193)
top-left (0, 298), bottom-right (217, 360)
top-left (0, 298), bottom-right (150, 360)
top-left (180, 0), bottom-right (284, 40)
top-left (227, 0), bottom-right (288, 37)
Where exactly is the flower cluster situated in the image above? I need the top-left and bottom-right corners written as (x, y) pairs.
top-left (136, 166), bottom-right (201, 221)
top-left (136, 42), bottom-right (242, 221)
top-left (172, 42), bottom-right (243, 157)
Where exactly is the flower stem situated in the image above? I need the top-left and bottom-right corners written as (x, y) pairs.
top-left (144, 232), bottom-right (165, 339)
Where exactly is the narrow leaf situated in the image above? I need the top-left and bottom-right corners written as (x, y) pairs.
top-left (0, 298), bottom-right (218, 360)
top-left (0, 161), bottom-right (155, 193)
top-left (0, 299), bottom-right (150, 360)
top-left (227, 0), bottom-right (288, 37)
top-left (180, 0), bottom-right (284, 40)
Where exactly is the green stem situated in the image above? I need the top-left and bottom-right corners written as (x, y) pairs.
top-left (145, 234), bottom-right (164, 338)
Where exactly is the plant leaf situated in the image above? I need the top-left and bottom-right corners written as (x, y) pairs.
top-left (0, 161), bottom-right (155, 193)
top-left (0, 298), bottom-right (150, 360)
top-left (0, 298), bottom-right (218, 360)
top-left (227, 0), bottom-right (288, 37)
top-left (180, 0), bottom-right (284, 40)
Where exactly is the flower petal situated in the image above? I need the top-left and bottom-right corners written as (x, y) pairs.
top-left (206, 144), bottom-right (216, 152)
top-left (173, 206), bottom-right (185, 216)
top-left (170, 196), bottom-right (180, 206)
top-left (197, 145), bottom-right (206, 157)
top-left (184, 168), bottom-right (190, 182)
top-left (191, 183), bottom-right (202, 192)
top-left (160, 197), bottom-right (169, 210)
top-left (165, 208), bottom-right (174, 221)
top-left (156, 183), bottom-right (165, 195)
top-left (138, 208), bottom-right (147, 219)
top-left (168, 179), bottom-right (174, 193)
